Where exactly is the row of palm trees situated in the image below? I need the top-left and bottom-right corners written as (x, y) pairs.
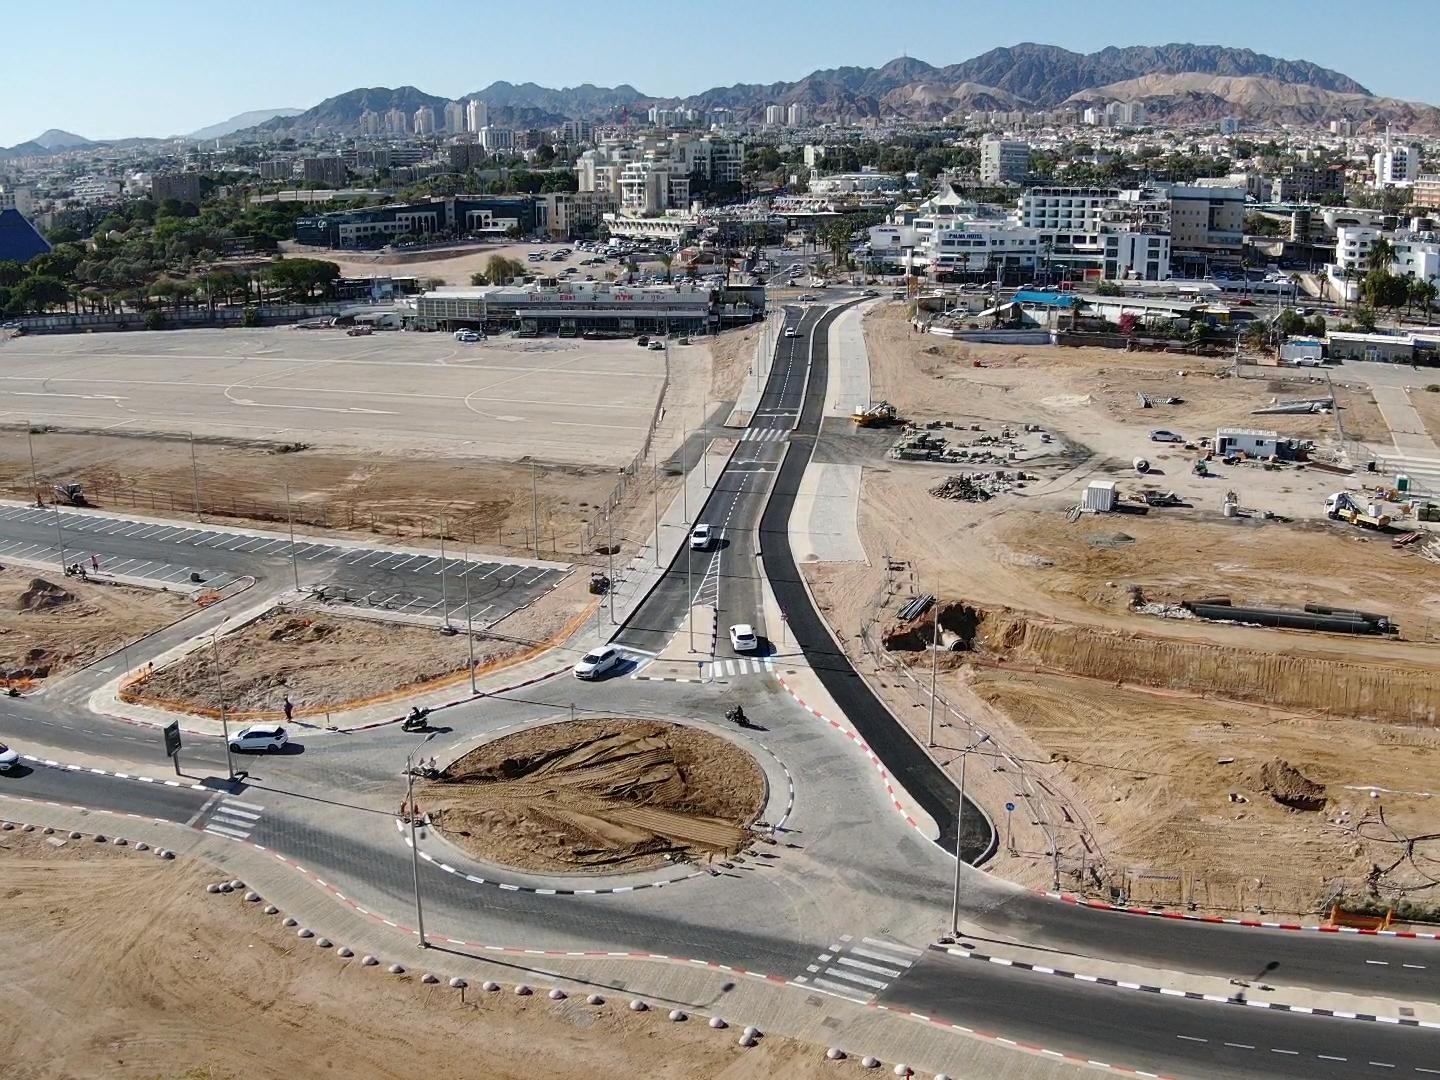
top-left (1330, 237), bottom-right (1440, 324)
top-left (30, 267), bottom-right (285, 319)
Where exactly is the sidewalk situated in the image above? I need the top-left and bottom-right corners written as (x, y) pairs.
top-left (0, 792), bottom-right (1097, 1080)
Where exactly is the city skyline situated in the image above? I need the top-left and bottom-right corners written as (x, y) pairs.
top-left (4, 0), bottom-right (1440, 147)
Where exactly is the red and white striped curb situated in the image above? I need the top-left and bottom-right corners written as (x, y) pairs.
top-left (1042, 890), bottom-right (1440, 941)
top-left (20, 755), bottom-right (207, 790)
top-left (777, 674), bottom-right (923, 833)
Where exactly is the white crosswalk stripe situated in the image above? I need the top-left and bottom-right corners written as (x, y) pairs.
top-left (203, 798), bottom-right (265, 840)
top-left (706, 656), bottom-right (775, 680)
top-left (793, 934), bottom-right (920, 1003)
top-left (739, 428), bottom-right (788, 442)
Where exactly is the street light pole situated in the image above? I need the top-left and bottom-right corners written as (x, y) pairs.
top-left (651, 447), bottom-right (660, 569)
top-left (530, 462), bottom-right (540, 558)
top-left (463, 546), bottom-right (476, 694)
top-left (211, 634), bottom-right (236, 781)
top-left (928, 598), bottom-right (940, 747)
top-left (26, 426), bottom-right (40, 507)
top-left (283, 482), bottom-right (300, 592)
top-left (951, 733), bottom-right (990, 937)
top-left (189, 431), bottom-right (203, 522)
top-left (606, 509), bottom-right (615, 624)
top-left (405, 731), bottom-right (437, 949)
top-left (438, 520), bottom-right (450, 629)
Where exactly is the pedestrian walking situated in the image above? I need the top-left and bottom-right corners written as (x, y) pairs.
top-left (90, 554), bottom-right (99, 572)
top-left (282, 695), bottom-right (294, 722)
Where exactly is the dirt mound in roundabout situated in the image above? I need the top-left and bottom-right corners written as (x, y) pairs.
top-left (420, 717), bottom-right (766, 874)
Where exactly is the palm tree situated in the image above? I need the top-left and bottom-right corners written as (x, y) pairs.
top-left (659, 253), bottom-right (673, 284)
top-left (1289, 272), bottom-right (1304, 305)
top-left (1366, 237), bottom-right (1396, 275)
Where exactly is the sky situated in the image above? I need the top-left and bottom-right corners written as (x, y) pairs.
top-left (3, 0), bottom-right (1438, 147)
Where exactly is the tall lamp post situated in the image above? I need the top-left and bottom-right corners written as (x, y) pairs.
top-left (950, 733), bottom-right (990, 937)
top-left (405, 731), bottom-right (438, 948)
top-left (210, 634), bottom-right (236, 781)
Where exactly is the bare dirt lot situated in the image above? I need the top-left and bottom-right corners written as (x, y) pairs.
top-left (127, 575), bottom-right (589, 718)
top-left (797, 303), bottom-right (1440, 913)
top-left (1411, 383), bottom-right (1440, 444)
top-left (1, 832), bottom-right (837, 1080)
top-left (424, 717), bottom-right (765, 873)
top-left (0, 569), bottom-right (191, 685)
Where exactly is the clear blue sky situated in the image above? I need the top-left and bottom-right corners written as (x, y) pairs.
top-left (2, 0), bottom-right (1436, 147)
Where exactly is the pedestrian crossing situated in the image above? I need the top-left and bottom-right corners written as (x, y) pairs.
top-left (739, 427), bottom-right (789, 442)
top-left (708, 656), bottom-right (776, 679)
top-left (203, 796), bottom-right (265, 841)
top-left (794, 934), bottom-right (922, 1003)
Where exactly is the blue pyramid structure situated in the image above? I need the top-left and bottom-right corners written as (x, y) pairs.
top-left (0, 208), bottom-right (51, 265)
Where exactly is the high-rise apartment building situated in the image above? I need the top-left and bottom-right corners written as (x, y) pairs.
top-left (466, 99), bottom-right (488, 133)
top-left (444, 101), bottom-right (466, 133)
top-left (413, 106), bottom-right (436, 136)
top-left (979, 136), bottom-right (1030, 184)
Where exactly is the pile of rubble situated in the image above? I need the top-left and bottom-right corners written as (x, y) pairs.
top-left (928, 472), bottom-right (1027, 501)
top-left (890, 421), bottom-right (1049, 465)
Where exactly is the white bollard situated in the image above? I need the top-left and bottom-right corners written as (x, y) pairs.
top-left (297, 928), bottom-right (314, 939)
top-left (449, 977), bottom-right (467, 989)
top-left (514, 984), bottom-right (532, 996)
top-left (668, 1009), bottom-right (686, 1021)
top-left (548, 989), bottom-right (566, 1001)
top-left (826, 1048), bottom-right (847, 1061)
top-left (861, 1057), bottom-right (881, 1069)
top-left (708, 1017), bottom-right (726, 1029)
top-left (629, 999), bottom-right (648, 1012)
top-left (587, 994), bottom-right (604, 1005)
top-left (362, 955), bottom-right (379, 966)
top-left (483, 981), bottom-right (500, 992)
top-left (421, 973), bottom-right (439, 984)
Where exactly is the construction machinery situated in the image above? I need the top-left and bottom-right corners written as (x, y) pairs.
top-left (1324, 491), bottom-right (1392, 530)
top-left (852, 401), bottom-right (898, 427)
top-left (51, 482), bottom-right (87, 507)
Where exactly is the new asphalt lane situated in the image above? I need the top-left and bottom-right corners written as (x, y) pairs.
top-left (0, 502), bottom-right (567, 625)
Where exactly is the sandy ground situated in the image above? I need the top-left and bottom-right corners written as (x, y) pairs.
top-left (1, 832), bottom-right (838, 1080)
top-left (796, 302), bottom-right (1440, 913)
top-left (424, 717), bottom-right (764, 873)
top-left (0, 570), bottom-right (191, 685)
top-left (128, 574), bottom-right (589, 718)
top-left (1411, 384), bottom-right (1440, 444)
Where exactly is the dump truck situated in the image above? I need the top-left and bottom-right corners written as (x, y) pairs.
top-left (852, 401), bottom-right (898, 427)
top-left (1325, 491), bottom-right (1391, 530)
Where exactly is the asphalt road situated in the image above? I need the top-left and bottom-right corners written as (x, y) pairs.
top-left (757, 300), bottom-right (994, 864)
top-left (880, 948), bottom-right (1440, 1080)
top-left (0, 502), bottom-right (567, 625)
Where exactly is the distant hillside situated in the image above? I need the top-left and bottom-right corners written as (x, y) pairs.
top-left (186, 108), bottom-right (302, 141)
top-left (220, 43), bottom-right (1432, 139)
top-left (1067, 73), bottom-right (1440, 132)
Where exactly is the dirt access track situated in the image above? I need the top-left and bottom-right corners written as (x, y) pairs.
top-left (0, 570), bottom-right (191, 686)
top-left (423, 717), bottom-right (765, 873)
top-left (126, 576), bottom-right (590, 720)
top-left (0, 832), bottom-right (840, 1080)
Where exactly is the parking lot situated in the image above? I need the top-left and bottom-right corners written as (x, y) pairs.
top-left (0, 327), bottom-right (666, 467)
top-left (0, 504), bottom-right (570, 626)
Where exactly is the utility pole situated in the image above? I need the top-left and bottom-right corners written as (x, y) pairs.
top-left (928, 598), bottom-right (940, 747)
top-left (49, 491), bottom-right (67, 572)
top-left (463, 546), bottom-right (476, 694)
top-left (680, 428), bottom-right (689, 526)
top-left (189, 431), bottom-right (203, 522)
top-left (283, 482), bottom-right (300, 592)
top-left (530, 462), bottom-right (539, 558)
top-left (686, 530), bottom-right (695, 653)
top-left (26, 425), bottom-right (40, 507)
top-left (438, 520), bottom-right (450, 629)
top-left (951, 734), bottom-right (990, 937)
top-left (405, 732), bottom-right (437, 948)
top-left (211, 634), bottom-right (235, 781)
top-left (606, 509), bottom-right (615, 624)
top-left (651, 446), bottom-right (660, 569)
top-left (699, 402), bottom-right (707, 487)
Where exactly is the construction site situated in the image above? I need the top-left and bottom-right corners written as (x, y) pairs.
top-left (800, 302), bottom-right (1440, 917)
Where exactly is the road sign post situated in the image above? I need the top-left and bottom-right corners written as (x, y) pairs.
top-left (163, 720), bottom-right (182, 775)
top-left (1005, 801), bottom-right (1015, 854)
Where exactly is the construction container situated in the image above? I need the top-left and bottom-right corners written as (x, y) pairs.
top-left (1397, 474), bottom-right (1410, 493)
top-left (1082, 480), bottom-right (1116, 513)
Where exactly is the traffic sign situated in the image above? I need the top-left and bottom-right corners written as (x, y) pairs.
top-left (1005, 801), bottom-right (1015, 813)
top-left (163, 721), bottom-right (181, 758)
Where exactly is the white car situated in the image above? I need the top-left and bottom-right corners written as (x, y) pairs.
top-left (690, 523), bottom-right (713, 550)
top-left (573, 645), bottom-right (621, 680)
top-left (453, 330), bottom-right (479, 342)
top-left (784, 326), bottom-right (798, 338)
top-left (648, 339), bottom-right (665, 350)
top-left (229, 724), bottom-right (288, 753)
top-left (0, 741), bottom-right (18, 772)
top-left (1148, 429), bottom-right (1185, 443)
top-left (729, 624), bottom-right (759, 652)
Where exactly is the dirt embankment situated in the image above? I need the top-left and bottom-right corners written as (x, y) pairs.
top-left (0, 571), bottom-right (192, 685)
top-left (424, 718), bottom-right (765, 873)
top-left (0, 831), bottom-right (837, 1080)
top-left (127, 576), bottom-right (590, 719)
top-left (885, 599), bottom-right (1440, 726)
top-left (966, 668), bottom-right (1440, 912)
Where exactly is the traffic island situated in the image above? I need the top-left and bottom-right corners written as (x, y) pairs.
top-left (419, 716), bottom-right (766, 874)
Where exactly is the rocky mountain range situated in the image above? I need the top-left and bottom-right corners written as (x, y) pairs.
top-left (220, 43), bottom-right (1437, 138)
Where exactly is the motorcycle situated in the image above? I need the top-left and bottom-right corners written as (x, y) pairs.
top-left (725, 705), bottom-right (755, 729)
top-left (401, 706), bottom-right (431, 732)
